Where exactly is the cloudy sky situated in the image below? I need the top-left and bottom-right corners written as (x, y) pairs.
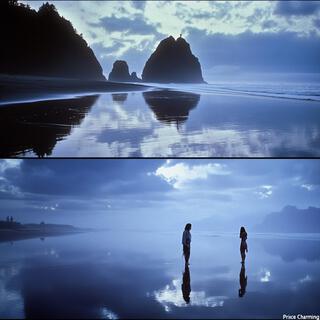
top-left (1, 159), bottom-right (319, 231)
top-left (25, 0), bottom-right (320, 81)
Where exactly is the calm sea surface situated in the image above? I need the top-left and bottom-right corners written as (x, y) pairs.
top-left (1, 231), bottom-right (320, 318)
top-left (1, 82), bottom-right (320, 157)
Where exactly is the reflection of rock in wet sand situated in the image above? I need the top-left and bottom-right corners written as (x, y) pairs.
top-left (112, 93), bottom-right (128, 104)
top-left (143, 90), bottom-right (200, 128)
top-left (260, 238), bottom-right (320, 262)
top-left (0, 95), bottom-right (99, 157)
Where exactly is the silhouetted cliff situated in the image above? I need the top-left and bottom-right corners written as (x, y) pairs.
top-left (108, 60), bottom-right (142, 82)
top-left (0, 1), bottom-right (105, 80)
top-left (256, 206), bottom-right (320, 233)
top-left (142, 36), bottom-right (205, 83)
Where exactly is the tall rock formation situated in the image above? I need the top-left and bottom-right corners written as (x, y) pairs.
top-left (0, 1), bottom-right (105, 80)
top-left (142, 36), bottom-right (205, 83)
top-left (108, 60), bottom-right (142, 82)
top-left (108, 60), bottom-right (131, 82)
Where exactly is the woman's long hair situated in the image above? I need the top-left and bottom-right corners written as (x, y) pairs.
top-left (240, 226), bottom-right (246, 237)
top-left (185, 223), bottom-right (192, 231)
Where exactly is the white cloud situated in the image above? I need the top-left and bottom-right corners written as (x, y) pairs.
top-left (301, 184), bottom-right (316, 191)
top-left (0, 160), bottom-right (22, 174)
top-left (255, 185), bottom-right (273, 199)
top-left (260, 269), bottom-right (271, 282)
top-left (37, 204), bottom-right (59, 211)
top-left (154, 161), bottom-right (230, 189)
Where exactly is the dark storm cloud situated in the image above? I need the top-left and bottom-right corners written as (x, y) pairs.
top-left (274, 1), bottom-right (320, 16)
top-left (93, 14), bottom-right (160, 36)
top-left (261, 20), bottom-right (278, 30)
top-left (131, 0), bottom-right (146, 11)
top-left (246, 8), bottom-right (266, 24)
top-left (1, 160), bottom-right (319, 228)
top-left (3, 160), bottom-right (169, 197)
top-left (185, 28), bottom-right (320, 73)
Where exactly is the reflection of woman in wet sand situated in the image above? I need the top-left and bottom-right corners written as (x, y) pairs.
top-left (182, 264), bottom-right (191, 304)
top-left (240, 226), bottom-right (248, 264)
top-left (182, 223), bottom-right (192, 265)
top-left (239, 263), bottom-right (247, 298)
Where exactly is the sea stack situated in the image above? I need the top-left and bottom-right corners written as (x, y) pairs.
top-left (108, 60), bottom-right (131, 82)
top-left (108, 60), bottom-right (142, 82)
top-left (142, 36), bottom-right (205, 83)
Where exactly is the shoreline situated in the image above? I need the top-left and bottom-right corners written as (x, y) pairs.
top-left (0, 222), bottom-right (91, 243)
top-left (0, 229), bottom-right (85, 243)
top-left (0, 74), bottom-right (152, 105)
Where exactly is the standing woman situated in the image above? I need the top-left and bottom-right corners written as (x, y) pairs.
top-left (182, 223), bottom-right (192, 265)
top-left (240, 226), bottom-right (248, 264)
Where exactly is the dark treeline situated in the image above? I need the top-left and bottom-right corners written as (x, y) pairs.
top-left (0, 0), bottom-right (105, 80)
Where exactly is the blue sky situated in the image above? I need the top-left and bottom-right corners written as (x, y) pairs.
top-left (24, 1), bottom-right (320, 82)
top-left (0, 159), bottom-right (319, 231)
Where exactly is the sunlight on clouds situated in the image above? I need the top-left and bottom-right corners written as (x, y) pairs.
top-left (255, 185), bottom-right (273, 199)
top-left (260, 268), bottom-right (271, 282)
top-left (154, 162), bottom-right (230, 189)
top-left (0, 160), bottom-right (22, 197)
top-left (0, 160), bottom-right (22, 174)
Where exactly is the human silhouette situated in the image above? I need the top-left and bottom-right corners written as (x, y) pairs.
top-left (239, 263), bottom-right (247, 297)
top-left (240, 226), bottom-right (248, 264)
top-left (182, 264), bottom-right (191, 304)
top-left (182, 223), bottom-right (192, 265)
top-left (10, 216), bottom-right (13, 223)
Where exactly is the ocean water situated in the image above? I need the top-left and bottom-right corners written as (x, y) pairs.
top-left (154, 81), bottom-right (320, 102)
top-left (1, 81), bottom-right (320, 157)
top-left (1, 231), bottom-right (320, 319)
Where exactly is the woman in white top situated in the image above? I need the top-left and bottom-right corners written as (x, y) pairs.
top-left (182, 223), bottom-right (192, 265)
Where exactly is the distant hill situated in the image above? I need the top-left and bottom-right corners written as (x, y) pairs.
top-left (142, 36), bottom-right (205, 83)
top-left (0, 1), bottom-right (105, 80)
top-left (256, 206), bottom-right (320, 233)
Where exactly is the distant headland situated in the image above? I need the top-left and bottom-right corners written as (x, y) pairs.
top-left (255, 206), bottom-right (320, 233)
top-left (0, 217), bottom-right (87, 242)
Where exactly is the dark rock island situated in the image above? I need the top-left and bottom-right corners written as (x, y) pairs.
top-left (142, 36), bottom-right (205, 83)
top-left (0, 1), bottom-right (105, 80)
top-left (108, 60), bottom-right (142, 82)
